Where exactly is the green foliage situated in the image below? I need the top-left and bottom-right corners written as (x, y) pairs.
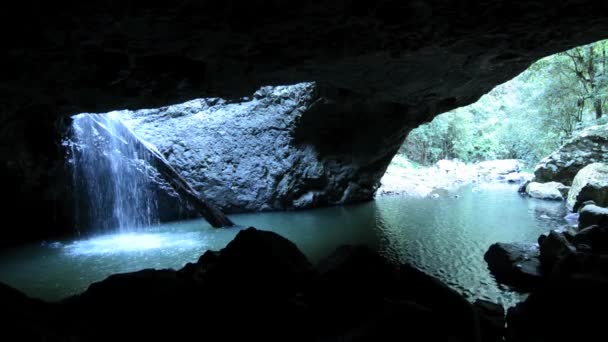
top-left (402, 39), bottom-right (608, 167)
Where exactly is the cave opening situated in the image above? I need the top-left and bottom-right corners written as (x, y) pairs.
top-left (4, 39), bottom-right (606, 305)
top-left (2, 2), bottom-right (608, 339)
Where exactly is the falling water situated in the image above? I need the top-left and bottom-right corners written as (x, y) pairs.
top-left (69, 112), bottom-right (159, 233)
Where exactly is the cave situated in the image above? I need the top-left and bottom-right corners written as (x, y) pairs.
top-left (2, 1), bottom-right (608, 341)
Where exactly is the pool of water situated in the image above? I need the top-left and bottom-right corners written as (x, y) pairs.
top-left (0, 183), bottom-right (569, 306)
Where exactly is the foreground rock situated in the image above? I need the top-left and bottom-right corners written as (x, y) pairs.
top-left (490, 200), bottom-right (608, 341)
top-left (505, 224), bottom-right (608, 342)
top-left (3, 227), bottom-right (504, 342)
top-left (534, 124), bottom-right (608, 185)
top-left (484, 242), bottom-right (542, 292)
top-left (524, 181), bottom-right (569, 201)
top-left (567, 162), bottom-right (608, 211)
top-left (578, 204), bottom-right (608, 230)
top-left (538, 230), bottom-right (576, 272)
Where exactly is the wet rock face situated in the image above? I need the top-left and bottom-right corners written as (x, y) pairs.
top-left (120, 83), bottom-right (409, 213)
top-left (535, 125), bottom-right (608, 185)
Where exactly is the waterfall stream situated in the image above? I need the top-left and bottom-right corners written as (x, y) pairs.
top-left (69, 112), bottom-right (159, 233)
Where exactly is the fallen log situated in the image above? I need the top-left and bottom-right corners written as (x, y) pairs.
top-left (87, 114), bottom-right (234, 228)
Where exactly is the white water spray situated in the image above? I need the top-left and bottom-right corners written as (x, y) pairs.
top-left (69, 112), bottom-right (159, 232)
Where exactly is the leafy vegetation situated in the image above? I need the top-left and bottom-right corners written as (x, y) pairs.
top-left (401, 39), bottom-right (608, 167)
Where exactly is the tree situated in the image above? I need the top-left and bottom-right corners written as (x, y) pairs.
top-left (400, 39), bottom-right (608, 168)
top-left (562, 42), bottom-right (608, 119)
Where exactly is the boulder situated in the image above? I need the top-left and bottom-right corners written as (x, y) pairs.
top-left (525, 181), bottom-right (569, 201)
top-left (506, 272), bottom-right (608, 342)
top-left (574, 225), bottom-right (608, 254)
top-left (535, 124), bottom-right (608, 185)
top-left (0, 283), bottom-right (61, 342)
top-left (474, 299), bottom-right (506, 342)
top-left (118, 84), bottom-right (405, 214)
top-left (578, 204), bottom-right (608, 230)
top-left (399, 264), bottom-right (489, 342)
top-left (567, 162), bottom-right (608, 211)
top-left (538, 230), bottom-right (577, 271)
top-left (191, 227), bottom-right (315, 298)
top-left (574, 183), bottom-right (608, 212)
top-left (484, 242), bottom-right (543, 292)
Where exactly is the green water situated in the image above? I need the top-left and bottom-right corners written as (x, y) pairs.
top-left (0, 183), bottom-right (568, 307)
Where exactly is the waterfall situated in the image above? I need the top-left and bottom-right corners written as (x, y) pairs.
top-left (69, 112), bottom-right (159, 233)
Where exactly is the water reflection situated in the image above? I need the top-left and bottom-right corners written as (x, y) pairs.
top-left (0, 184), bottom-right (566, 307)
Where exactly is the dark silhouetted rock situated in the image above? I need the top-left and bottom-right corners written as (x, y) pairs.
top-left (192, 227), bottom-right (315, 299)
top-left (306, 245), bottom-right (403, 338)
top-left (475, 299), bottom-right (506, 342)
top-left (399, 264), bottom-right (486, 342)
top-left (538, 230), bottom-right (576, 271)
top-left (484, 242), bottom-right (542, 291)
top-left (578, 204), bottom-right (608, 229)
top-left (0, 282), bottom-right (64, 342)
top-left (506, 274), bottom-right (608, 342)
top-left (574, 225), bottom-right (608, 254)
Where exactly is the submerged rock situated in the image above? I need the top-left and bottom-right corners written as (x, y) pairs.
top-left (484, 242), bottom-right (542, 291)
top-left (567, 162), bottom-right (608, 211)
top-left (534, 124), bottom-right (608, 186)
top-left (524, 181), bottom-right (569, 201)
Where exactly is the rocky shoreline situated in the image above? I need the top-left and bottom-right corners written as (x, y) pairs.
top-left (376, 157), bottom-right (532, 197)
top-left (482, 126), bottom-right (608, 341)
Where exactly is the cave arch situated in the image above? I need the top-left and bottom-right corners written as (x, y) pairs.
top-left (2, 1), bottom-right (608, 244)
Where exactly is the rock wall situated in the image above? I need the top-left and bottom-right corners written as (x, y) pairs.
top-left (120, 83), bottom-right (410, 213)
top-left (3, 1), bottom-right (608, 118)
top-left (534, 124), bottom-right (608, 185)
